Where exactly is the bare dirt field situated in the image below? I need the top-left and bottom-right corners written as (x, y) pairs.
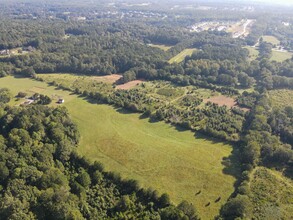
top-left (116, 80), bottom-right (144, 90)
top-left (204, 95), bottom-right (236, 107)
top-left (92, 74), bottom-right (122, 84)
top-left (204, 95), bottom-right (250, 112)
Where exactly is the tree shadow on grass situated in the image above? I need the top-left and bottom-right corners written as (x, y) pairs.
top-left (221, 145), bottom-right (243, 197)
top-left (284, 165), bottom-right (293, 180)
top-left (139, 113), bottom-right (149, 120)
top-left (193, 132), bottom-right (229, 145)
top-left (13, 74), bottom-right (27, 79)
top-left (174, 124), bottom-right (190, 132)
top-left (114, 107), bottom-right (135, 115)
top-left (81, 96), bottom-right (99, 104)
top-left (147, 116), bottom-right (161, 123)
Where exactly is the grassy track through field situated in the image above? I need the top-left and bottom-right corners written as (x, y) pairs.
top-left (169, 48), bottom-right (197, 63)
top-left (0, 76), bottom-right (239, 219)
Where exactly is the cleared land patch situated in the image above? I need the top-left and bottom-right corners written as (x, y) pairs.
top-left (148, 44), bottom-right (172, 51)
top-left (0, 76), bottom-right (239, 219)
top-left (116, 80), bottom-right (144, 90)
top-left (92, 74), bottom-right (122, 84)
top-left (204, 95), bottom-right (250, 112)
top-left (204, 95), bottom-right (236, 108)
top-left (169, 48), bottom-right (197, 64)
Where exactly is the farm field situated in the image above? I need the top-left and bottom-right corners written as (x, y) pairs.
top-left (270, 50), bottom-right (293, 62)
top-left (169, 48), bottom-right (197, 63)
top-left (0, 76), bottom-right (239, 219)
top-left (269, 89), bottom-right (293, 109)
top-left (262, 35), bottom-right (280, 45)
top-left (148, 43), bottom-right (172, 51)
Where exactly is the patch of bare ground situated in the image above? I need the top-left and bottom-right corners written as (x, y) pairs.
top-left (204, 95), bottom-right (250, 112)
top-left (92, 74), bottom-right (122, 84)
top-left (116, 80), bottom-right (144, 90)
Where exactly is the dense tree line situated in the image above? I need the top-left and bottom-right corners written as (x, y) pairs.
top-left (220, 92), bottom-right (293, 219)
top-left (236, 91), bottom-right (259, 109)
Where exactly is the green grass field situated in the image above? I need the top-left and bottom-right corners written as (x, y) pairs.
top-left (169, 48), bottom-right (197, 64)
top-left (0, 76), bottom-right (239, 219)
top-left (262, 35), bottom-right (280, 45)
top-left (244, 45), bottom-right (292, 62)
top-left (0, 76), bottom-right (76, 106)
top-left (249, 167), bottom-right (293, 219)
top-left (148, 44), bottom-right (172, 51)
top-left (270, 50), bottom-right (293, 62)
top-left (269, 89), bottom-right (293, 109)
top-left (243, 46), bottom-right (259, 60)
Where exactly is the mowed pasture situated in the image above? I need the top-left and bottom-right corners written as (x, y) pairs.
top-left (169, 48), bottom-right (197, 64)
top-left (0, 76), bottom-right (239, 219)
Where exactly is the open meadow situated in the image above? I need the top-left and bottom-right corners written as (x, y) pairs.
top-left (249, 167), bottom-right (293, 219)
top-left (0, 76), bottom-right (239, 219)
top-left (270, 50), bottom-right (293, 62)
top-left (269, 89), bottom-right (293, 109)
top-left (262, 35), bottom-right (280, 45)
top-left (169, 48), bottom-right (197, 63)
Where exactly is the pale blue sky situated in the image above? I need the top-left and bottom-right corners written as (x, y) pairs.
top-left (245, 0), bottom-right (293, 6)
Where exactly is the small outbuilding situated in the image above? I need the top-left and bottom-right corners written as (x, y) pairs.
top-left (57, 99), bottom-right (64, 104)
